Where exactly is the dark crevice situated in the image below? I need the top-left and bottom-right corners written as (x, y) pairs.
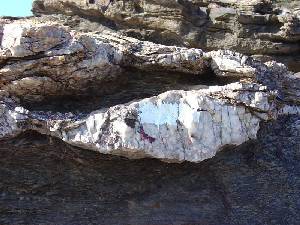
top-left (1, 52), bottom-right (47, 64)
top-left (22, 68), bottom-right (238, 114)
top-left (0, 26), bottom-right (3, 46)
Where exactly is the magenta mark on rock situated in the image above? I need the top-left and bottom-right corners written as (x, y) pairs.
top-left (138, 126), bottom-right (156, 143)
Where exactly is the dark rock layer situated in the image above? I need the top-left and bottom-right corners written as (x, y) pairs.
top-left (1, 115), bottom-right (299, 225)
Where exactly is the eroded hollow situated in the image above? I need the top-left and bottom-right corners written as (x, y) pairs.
top-left (22, 69), bottom-right (238, 114)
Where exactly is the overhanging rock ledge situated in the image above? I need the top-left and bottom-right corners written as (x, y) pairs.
top-left (0, 13), bottom-right (299, 163)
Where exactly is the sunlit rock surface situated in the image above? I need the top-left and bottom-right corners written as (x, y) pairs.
top-left (0, 18), bottom-right (208, 101)
top-left (0, 15), bottom-right (300, 162)
top-left (1, 81), bottom-right (299, 162)
top-left (0, 1), bottom-right (300, 224)
top-left (32, 0), bottom-right (300, 71)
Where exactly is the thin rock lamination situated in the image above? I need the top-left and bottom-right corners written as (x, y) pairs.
top-left (0, 18), bottom-right (208, 102)
top-left (32, 0), bottom-right (300, 71)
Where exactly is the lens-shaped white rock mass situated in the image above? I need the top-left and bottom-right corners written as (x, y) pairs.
top-left (2, 82), bottom-right (299, 163)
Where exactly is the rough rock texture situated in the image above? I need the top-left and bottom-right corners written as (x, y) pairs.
top-left (0, 16), bottom-right (300, 162)
top-left (0, 1), bottom-right (300, 223)
top-left (0, 82), bottom-right (290, 162)
top-left (0, 17), bottom-right (208, 101)
top-left (0, 115), bottom-right (299, 224)
top-left (32, 0), bottom-right (300, 71)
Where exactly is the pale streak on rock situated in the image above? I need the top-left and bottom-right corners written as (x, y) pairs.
top-left (0, 101), bottom-right (28, 139)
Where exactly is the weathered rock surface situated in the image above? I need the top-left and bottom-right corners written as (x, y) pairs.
top-left (0, 15), bottom-right (299, 162)
top-left (1, 115), bottom-right (300, 224)
top-left (2, 82), bottom-right (294, 162)
top-left (0, 17), bottom-right (299, 101)
top-left (0, 1), bottom-right (300, 224)
top-left (32, 0), bottom-right (300, 71)
top-left (0, 17), bottom-right (208, 101)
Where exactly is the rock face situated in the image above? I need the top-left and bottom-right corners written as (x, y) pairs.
top-left (0, 16), bottom-right (300, 162)
top-left (0, 1), bottom-right (300, 224)
top-left (1, 115), bottom-right (300, 224)
top-left (0, 17), bottom-right (208, 102)
top-left (0, 83), bottom-right (283, 162)
top-left (32, 0), bottom-right (300, 72)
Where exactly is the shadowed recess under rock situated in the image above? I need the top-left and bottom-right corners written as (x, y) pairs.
top-left (23, 68), bottom-right (238, 113)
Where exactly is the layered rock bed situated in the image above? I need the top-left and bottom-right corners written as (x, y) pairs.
top-left (0, 0), bottom-right (300, 224)
top-left (32, 0), bottom-right (300, 72)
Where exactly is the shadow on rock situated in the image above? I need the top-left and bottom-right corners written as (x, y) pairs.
top-left (0, 115), bottom-right (299, 225)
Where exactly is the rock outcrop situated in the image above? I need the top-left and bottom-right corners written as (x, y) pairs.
top-left (0, 16), bottom-right (299, 162)
top-left (0, 17), bottom-right (206, 102)
top-left (1, 115), bottom-right (300, 224)
top-left (0, 82), bottom-right (286, 162)
top-left (32, 0), bottom-right (300, 72)
top-left (0, 1), bottom-right (300, 224)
